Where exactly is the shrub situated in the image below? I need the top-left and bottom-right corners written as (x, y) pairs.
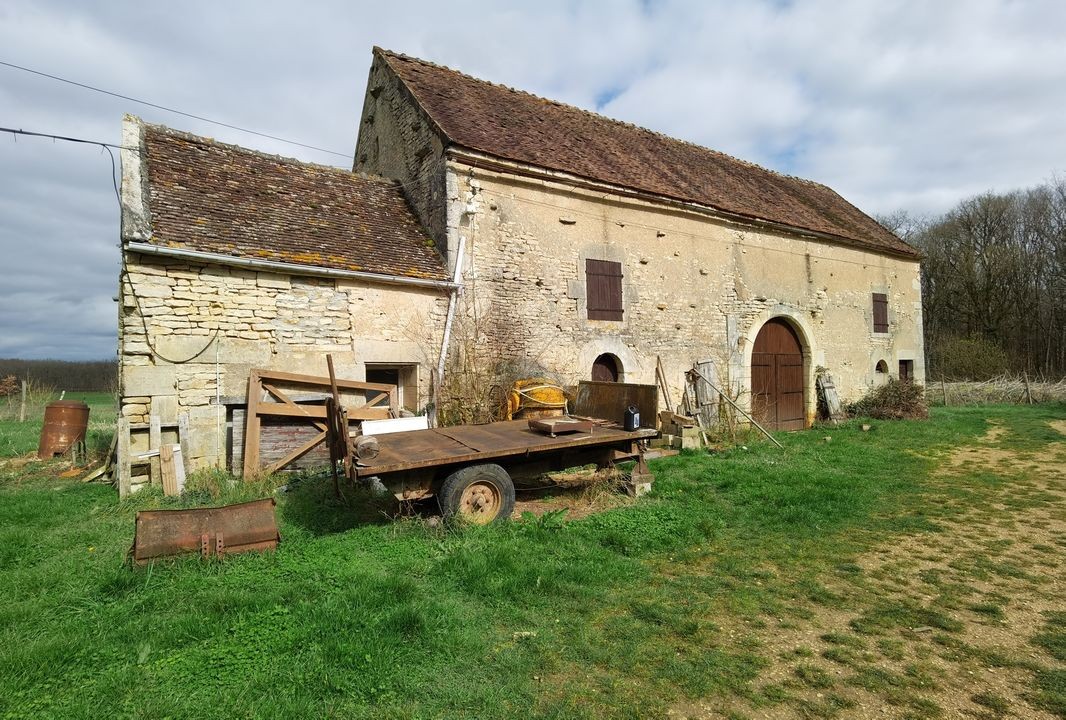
top-left (928, 335), bottom-right (1011, 380)
top-left (847, 378), bottom-right (928, 420)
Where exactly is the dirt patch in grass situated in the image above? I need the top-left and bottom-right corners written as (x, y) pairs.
top-left (672, 415), bottom-right (1066, 720)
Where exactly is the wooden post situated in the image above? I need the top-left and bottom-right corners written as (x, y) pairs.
top-left (655, 356), bottom-right (674, 414)
top-left (177, 413), bottom-right (191, 467)
top-left (117, 417), bottom-right (131, 499)
top-left (19, 380), bottom-right (26, 422)
top-left (430, 368), bottom-right (440, 428)
top-left (1023, 372), bottom-right (1033, 404)
top-left (242, 371), bottom-right (261, 479)
top-left (941, 376), bottom-right (948, 407)
top-left (149, 415), bottom-right (162, 485)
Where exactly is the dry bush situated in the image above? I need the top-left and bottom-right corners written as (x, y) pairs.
top-left (847, 378), bottom-right (928, 420)
top-left (0, 378), bottom-right (57, 421)
top-left (932, 374), bottom-right (1066, 406)
top-left (0, 375), bottom-right (18, 397)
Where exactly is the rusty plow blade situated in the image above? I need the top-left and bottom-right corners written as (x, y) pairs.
top-left (131, 498), bottom-right (280, 564)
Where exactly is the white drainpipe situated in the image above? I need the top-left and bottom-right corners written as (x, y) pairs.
top-left (436, 235), bottom-right (466, 383)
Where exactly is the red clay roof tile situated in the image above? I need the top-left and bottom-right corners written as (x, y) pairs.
top-left (139, 122), bottom-right (448, 280)
top-left (377, 48), bottom-right (917, 258)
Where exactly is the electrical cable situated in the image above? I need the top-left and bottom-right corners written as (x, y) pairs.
top-left (120, 269), bottom-right (220, 364)
top-left (0, 126), bottom-right (134, 150)
top-left (0, 59), bottom-right (352, 158)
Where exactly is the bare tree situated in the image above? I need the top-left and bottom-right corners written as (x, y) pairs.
top-left (899, 178), bottom-right (1066, 378)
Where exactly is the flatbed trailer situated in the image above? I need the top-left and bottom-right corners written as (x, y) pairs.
top-left (351, 419), bottom-right (658, 523)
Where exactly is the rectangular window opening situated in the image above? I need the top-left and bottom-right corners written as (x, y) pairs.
top-left (365, 364), bottom-right (419, 413)
top-left (898, 359), bottom-right (913, 381)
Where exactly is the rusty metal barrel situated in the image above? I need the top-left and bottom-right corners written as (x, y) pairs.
top-left (37, 400), bottom-right (90, 458)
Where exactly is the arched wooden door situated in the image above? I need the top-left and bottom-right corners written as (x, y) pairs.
top-left (592, 354), bottom-right (620, 382)
top-left (751, 319), bottom-right (805, 431)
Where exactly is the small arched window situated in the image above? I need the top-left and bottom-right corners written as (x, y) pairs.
top-left (874, 359), bottom-right (889, 386)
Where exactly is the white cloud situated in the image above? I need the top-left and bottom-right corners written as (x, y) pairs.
top-left (1, 0), bottom-right (1064, 359)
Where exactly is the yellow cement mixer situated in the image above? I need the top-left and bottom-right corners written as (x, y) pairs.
top-left (502, 378), bottom-right (568, 420)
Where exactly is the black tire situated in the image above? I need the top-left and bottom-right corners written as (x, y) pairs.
top-left (438, 463), bottom-right (515, 524)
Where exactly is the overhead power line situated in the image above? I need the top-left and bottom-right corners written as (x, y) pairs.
top-left (0, 59), bottom-right (352, 158)
top-left (2, 126), bottom-right (126, 215)
top-left (0, 126), bottom-right (131, 150)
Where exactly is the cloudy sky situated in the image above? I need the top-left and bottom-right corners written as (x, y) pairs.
top-left (1, 0), bottom-right (1064, 361)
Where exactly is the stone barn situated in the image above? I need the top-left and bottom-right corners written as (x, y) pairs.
top-left (117, 47), bottom-right (923, 488)
top-left (353, 48), bottom-right (924, 421)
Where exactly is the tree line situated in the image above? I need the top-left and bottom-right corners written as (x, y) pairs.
top-left (880, 177), bottom-right (1066, 380)
top-left (0, 358), bottom-right (117, 393)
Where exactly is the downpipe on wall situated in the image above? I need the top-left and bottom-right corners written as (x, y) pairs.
top-left (436, 235), bottom-right (466, 389)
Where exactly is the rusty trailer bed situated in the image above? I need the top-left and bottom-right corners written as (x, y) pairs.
top-left (354, 419), bottom-right (657, 477)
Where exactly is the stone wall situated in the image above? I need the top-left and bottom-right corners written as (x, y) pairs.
top-left (443, 161), bottom-right (925, 424)
top-left (353, 56), bottom-right (451, 268)
top-left (118, 252), bottom-right (449, 486)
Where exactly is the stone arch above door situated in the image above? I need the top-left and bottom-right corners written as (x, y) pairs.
top-left (735, 308), bottom-right (816, 431)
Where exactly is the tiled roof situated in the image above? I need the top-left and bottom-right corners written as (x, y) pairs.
top-left (138, 122), bottom-right (448, 280)
top-left (377, 48), bottom-right (918, 259)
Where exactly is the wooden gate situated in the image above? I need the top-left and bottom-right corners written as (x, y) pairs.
top-left (751, 319), bottom-right (805, 431)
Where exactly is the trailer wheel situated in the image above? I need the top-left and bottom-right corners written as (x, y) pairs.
top-left (438, 464), bottom-right (515, 524)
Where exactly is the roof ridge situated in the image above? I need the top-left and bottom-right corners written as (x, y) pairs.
top-left (373, 47), bottom-right (827, 190)
top-left (136, 118), bottom-right (399, 187)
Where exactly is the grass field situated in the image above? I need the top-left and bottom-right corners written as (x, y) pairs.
top-left (0, 405), bottom-right (1063, 719)
top-left (0, 391), bottom-right (115, 458)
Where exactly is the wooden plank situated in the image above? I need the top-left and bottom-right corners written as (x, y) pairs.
top-left (256, 369), bottom-right (395, 393)
top-left (243, 371), bottom-right (262, 478)
top-left (694, 360), bottom-right (718, 430)
top-left (160, 443), bottom-right (178, 496)
top-left (655, 356), bottom-right (673, 414)
top-left (262, 383), bottom-right (328, 431)
top-left (149, 415), bottom-right (162, 486)
top-left (177, 413), bottom-right (191, 465)
top-left (117, 417), bottom-right (131, 498)
top-left (254, 404), bottom-right (390, 421)
top-left (572, 381), bottom-right (658, 428)
top-left (173, 446), bottom-right (186, 494)
top-left (261, 431), bottom-right (327, 475)
top-left (817, 374), bottom-right (844, 423)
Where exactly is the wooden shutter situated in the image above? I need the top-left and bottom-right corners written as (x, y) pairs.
top-left (586, 259), bottom-right (623, 321)
top-left (872, 293), bottom-right (889, 333)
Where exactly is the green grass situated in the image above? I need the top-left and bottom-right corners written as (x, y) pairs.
top-left (0, 404), bottom-right (1061, 718)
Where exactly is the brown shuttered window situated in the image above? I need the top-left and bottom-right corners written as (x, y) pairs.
top-left (872, 293), bottom-right (889, 333)
top-left (586, 259), bottom-right (624, 321)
